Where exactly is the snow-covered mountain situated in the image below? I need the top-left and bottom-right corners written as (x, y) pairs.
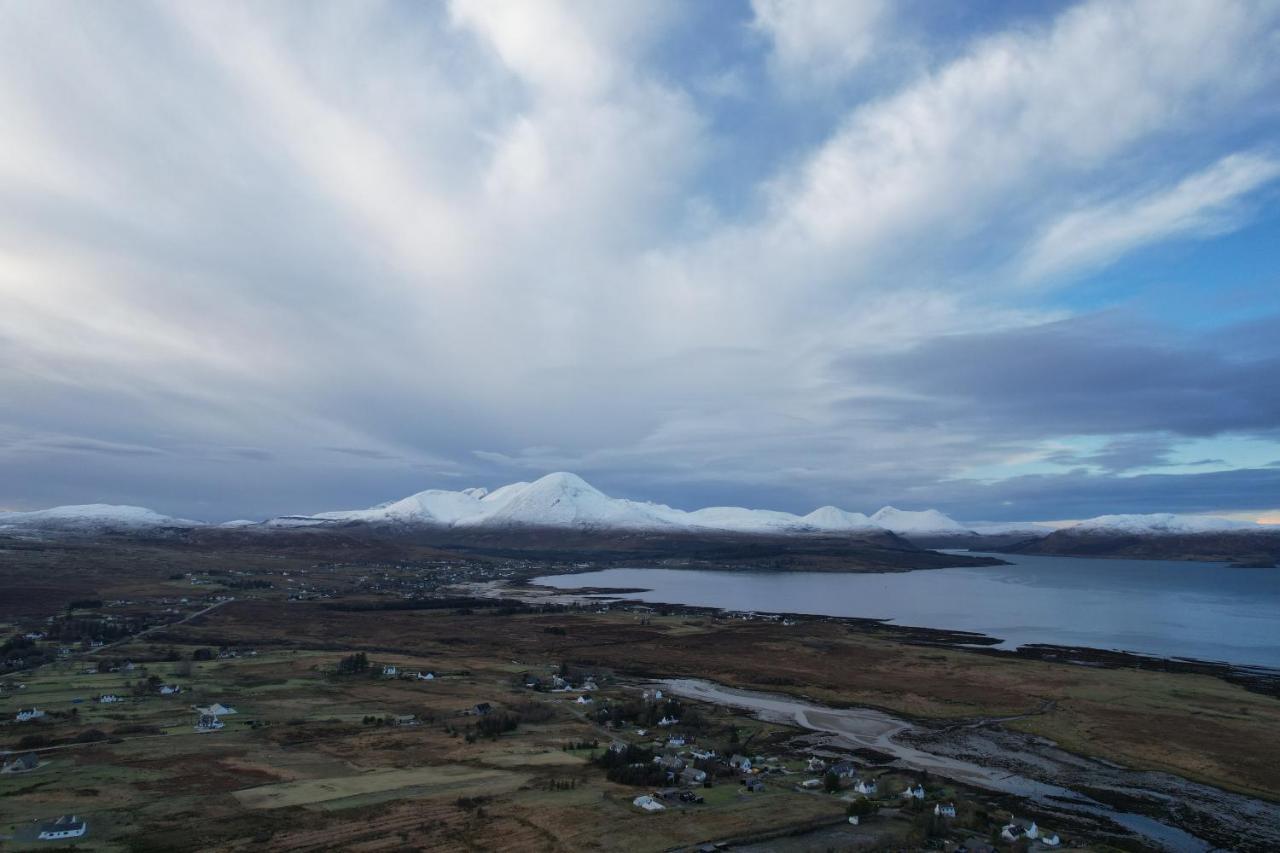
top-left (802, 506), bottom-right (879, 532)
top-left (0, 504), bottom-right (200, 532)
top-left (870, 506), bottom-right (969, 535)
top-left (453, 472), bottom-right (678, 530)
top-left (1063, 513), bottom-right (1262, 535)
top-left (13, 475), bottom-right (1264, 542)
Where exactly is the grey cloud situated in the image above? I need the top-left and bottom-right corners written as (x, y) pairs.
top-left (1044, 435), bottom-right (1176, 473)
top-left (839, 313), bottom-right (1280, 439)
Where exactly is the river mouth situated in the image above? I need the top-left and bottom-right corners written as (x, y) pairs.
top-left (661, 678), bottom-right (1279, 852)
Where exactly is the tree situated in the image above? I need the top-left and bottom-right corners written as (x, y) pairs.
top-left (336, 652), bottom-right (369, 674)
top-left (847, 798), bottom-right (878, 819)
top-left (823, 771), bottom-right (841, 793)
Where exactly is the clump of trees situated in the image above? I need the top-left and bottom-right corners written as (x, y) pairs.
top-left (336, 652), bottom-right (369, 674)
top-left (591, 744), bottom-right (665, 786)
top-left (847, 798), bottom-right (879, 819)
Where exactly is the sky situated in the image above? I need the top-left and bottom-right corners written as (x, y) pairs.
top-left (1, 0), bottom-right (1279, 523)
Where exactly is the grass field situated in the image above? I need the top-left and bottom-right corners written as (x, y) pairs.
top-left (232, 765), bottom-right (526, 809)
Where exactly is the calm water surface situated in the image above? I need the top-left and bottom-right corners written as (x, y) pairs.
top-left (534, 552), bottom-right (1280, 668)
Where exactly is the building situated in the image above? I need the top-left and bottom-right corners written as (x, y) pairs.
top-left (98, 694), bottom-right (123, 704)
top-left (15, 708), bottom-right (44, 722)
top-left (38, 815), bottom-right (86, 840)
top-left (902, 783), bottom-right (925, 800)
top-left (935, 803), bottom-right (957, 818)
top-left (382, 665), bottom-right (398, 677)
top-left (632, 795), bottom-right (665, 812)
top-left (2, 752), bottom-right (39, 774)
top-left (159, 684), bottom-right (182, 695)
top-left (853, 779), bottom-right (878, 796)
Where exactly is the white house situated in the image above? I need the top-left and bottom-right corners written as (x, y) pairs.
top-left (934, 803), bottom-right (957, 818)
top-left (729, 754), bottom-right (752, 772)
top-left (416, 671), bottom-right (435, 681)
top-left (15, 708), bottom-right (45, 722)
top-left (632, 795), bottom-right (665, 812)
top-left (98, 694), bottom-right (123, 704)
top-left (193, 703), bottom-right (236, 716)
top-left (807, 756), bottom-right (826, 772)
top-left (657, 715), bottom-right (679, 726)
top-left (1041, 833), bottom-right (1062, 847)
top-left (575, 694), bottom-right (593, 705)
top-left (38, 815), bottom-right (86, 840)
top-left (902, 783), bottom-right (925, 800)
top-left (853, 779), bottom-right (878, 796)
top-left (666, 736), bottom-right (685, 748)
top-left (382, 665), bottom-right (398, 677)
top-left (159, 684), bottom-right (182, 695)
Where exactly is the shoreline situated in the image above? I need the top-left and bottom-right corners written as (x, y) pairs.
top-left (498, 578), bottom-right (1280, 698)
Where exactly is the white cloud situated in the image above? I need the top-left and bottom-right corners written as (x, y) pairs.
top-left (751, 0), bottom-right (889, 89)
top-left (1021, 152), bottom-right (1280, 281)
top-left (0, 0), bottom-right (1278, 517)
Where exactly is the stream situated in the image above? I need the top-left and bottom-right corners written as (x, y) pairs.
top-left (662, 678), bottom-right (1280, 852)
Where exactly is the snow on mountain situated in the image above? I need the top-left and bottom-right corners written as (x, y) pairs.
top-left (1065, 513), bottom-right (1262, 535)
top-left (0, 504), bottom-right (201, 531)
top-left (454, 472), bottom-right (677, 530)
top-left (869, 506), bottom-right (969, 534)
top-left (28, 475), bottom-right (1260, 542)
top-left (313, 488), bottom-right (487, 527)
top-left (801, 506), bottom-right (879, 532)
top-left (680, 506), bottom-right (812, 534)
top-left (254, 475), bottom-right (988, 536)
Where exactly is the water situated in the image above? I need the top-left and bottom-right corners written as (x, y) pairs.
top-left (534, 552), bottom-right (1280, 668)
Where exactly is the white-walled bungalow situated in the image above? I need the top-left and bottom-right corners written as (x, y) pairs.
top-left (902, 783), bottom-right (925, 800)
top-left (853, 779), bottom-right (878, 796)
top-left (15, 708), bottom-right (44, 722)
top-left (935, 803), bottom-right (957, 818)
top-left (38, 815), bottom-right (86, 840)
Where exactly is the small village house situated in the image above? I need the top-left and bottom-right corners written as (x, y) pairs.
top-left (38, 815), bottom-right (86, 840)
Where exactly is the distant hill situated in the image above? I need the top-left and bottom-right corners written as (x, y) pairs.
top-left (1010, 514), bottom-right (1280, 565)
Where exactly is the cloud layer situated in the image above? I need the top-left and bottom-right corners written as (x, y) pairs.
top-left (1, 0), bottom-right (1278, 521)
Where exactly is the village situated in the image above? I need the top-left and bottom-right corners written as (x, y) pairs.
top-left (1, 535), bottom-right (1277, 851)
top-left (3, 589), bottom-right (1087, 852)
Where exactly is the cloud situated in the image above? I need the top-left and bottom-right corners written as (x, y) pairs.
top-left (1022, 152), bottom-right (1280, 281)
top-left (0, 1), bottom-right (1278, 520)
top-left (839, 312), bottom-right (1280, 439)
top-left (750, 0), bottom-right (889, 89)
